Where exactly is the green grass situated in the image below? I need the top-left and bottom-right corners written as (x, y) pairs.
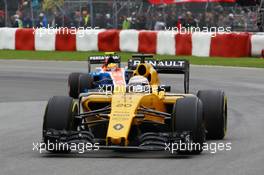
top-left (0, 50), bottom-right (264, 68)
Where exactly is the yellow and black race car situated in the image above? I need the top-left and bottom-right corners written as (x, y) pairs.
top-left (42, 54), bottom-right (227, 155)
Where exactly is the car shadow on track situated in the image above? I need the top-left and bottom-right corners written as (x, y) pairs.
top-left (40, 151), bottom-right (201, 159)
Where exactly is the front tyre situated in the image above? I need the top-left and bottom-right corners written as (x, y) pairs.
top-left (42, 96), bottom-right (78, 153)
top-left (197, 90), bottom-right (227, 140)
top-left (171, 96), bottom-right (205, 154)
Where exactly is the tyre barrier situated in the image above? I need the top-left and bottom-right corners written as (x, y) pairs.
top-left (0, 27), bottom-right (264, 57)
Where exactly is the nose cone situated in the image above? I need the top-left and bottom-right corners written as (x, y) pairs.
top-left (106, 94), bottom-right (143, 146)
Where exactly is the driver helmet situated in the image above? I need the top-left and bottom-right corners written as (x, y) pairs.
top-left (128, 76), bottom-right (150, 93)
top-left (106, 63), bottom-right (118, 71)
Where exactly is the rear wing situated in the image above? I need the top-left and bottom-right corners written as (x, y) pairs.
top-left (87, 54), bottom-right (121, 72)
top-left (127, 54), bottom-right (190, 93)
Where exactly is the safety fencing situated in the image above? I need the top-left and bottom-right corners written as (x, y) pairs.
top-left (0, 28), bottom-right (264, 57)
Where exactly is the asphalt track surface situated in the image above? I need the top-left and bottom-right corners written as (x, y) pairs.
top-left (0, 60), bottom-right (264, 175)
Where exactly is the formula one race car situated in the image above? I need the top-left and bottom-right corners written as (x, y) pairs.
top-left (68, 53), bottom-right (125, 99)
top-left (42, 55), bottom-right (227, 155)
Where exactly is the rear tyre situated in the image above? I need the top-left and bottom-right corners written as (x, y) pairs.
top-left (78, 74), bottom-right (94, 94)
top-left (171, 96), bottom-right (205, 154)
top-left (197, 90), bottom-right (227, 140)
top-left (68, 72), bottom-right (81, 98)
top-left (42, 96), bottom-right (78, 153)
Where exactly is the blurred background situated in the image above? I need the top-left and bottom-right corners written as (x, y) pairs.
top-left (0, 0), bottom-right (263, 31)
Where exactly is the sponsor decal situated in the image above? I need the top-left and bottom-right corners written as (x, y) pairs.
top-left (89, 55), bottom-right (120, 61)
top-left (112, 113), bottom-right (129, 117)
top-left (113, 124), bottom-right (124, 130)
top-left (116, 104), bottom-right (132, 108)
top-left (131, 60), bottom-right (185, 68)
